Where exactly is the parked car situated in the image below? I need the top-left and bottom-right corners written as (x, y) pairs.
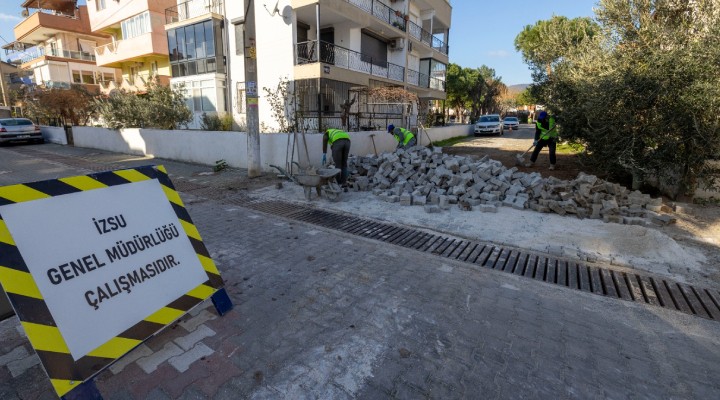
top-left (0, 118), bottom-right (44, 145)
top-left (474, 114), bottom-right (503, 136)
top-left (502, 116), bottom-right (519, 130)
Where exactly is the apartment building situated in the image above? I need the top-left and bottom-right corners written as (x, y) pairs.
top-left (161, 0), bottom-right (450, 131)
top-left (2, 0), bottom-right (119, 93)
top-left (88, 0), bottom-right (176, 92)
top-left (163, 0), bottom-right (228, 129)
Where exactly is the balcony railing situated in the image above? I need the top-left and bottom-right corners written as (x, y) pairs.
top-left (18, 46), bottom-right (96, 64)
top-left (346, 0), bottom-right (406, 32)
top-left (407, 20), bottom-right (448, 55)
top-left (296, 41), bottom-right (405, 83)
top-left (166, 0), bottom-right (224, 24)
top-left (407, 68), bottom-right (429, 88)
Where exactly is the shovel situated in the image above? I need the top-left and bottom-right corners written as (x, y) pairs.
top-left (369, 133), bottom-right (378, 156)
top-left (418, 123), bottom-right (434, 149)
top-left (515, 143), bottom-right (535, 166)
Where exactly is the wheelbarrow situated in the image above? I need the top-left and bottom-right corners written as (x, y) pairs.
top-left (294, 167), bottom-right (343, 201)
top-left (270, 163), bottom-right (343, 202)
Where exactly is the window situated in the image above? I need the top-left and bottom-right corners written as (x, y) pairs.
top-left (72, 71), bottom-right (81, 84)
top-left (195, 23), bottom-right (206, 59)
top-left (167, 30), bottom-right (177, 61)
top-left (185, 25), bottom-right (196, 59)
top-left (121, 12), bottom-right (150, 40)
top-left (82, 72), bottom-right (95, 84)
top-left (96, 0), bottom-right (106, 11)
top-left (167, 20), bottom-right (222, 78)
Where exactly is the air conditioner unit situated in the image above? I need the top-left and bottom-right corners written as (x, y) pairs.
top-left (390, 38), bottom-right (405, 50)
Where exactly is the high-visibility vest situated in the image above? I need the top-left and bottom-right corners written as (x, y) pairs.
top-left (536, 116), bottom-right (558, 140)
top-left (327, 128), bottom-right (350, 144)
top-left (393, 127), bottom-right (415, 145)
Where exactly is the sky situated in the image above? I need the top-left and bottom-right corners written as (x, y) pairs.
top-left (450, 0), bottom-right (598, 85)
top-left (0, 0), bottom-right (597, 85)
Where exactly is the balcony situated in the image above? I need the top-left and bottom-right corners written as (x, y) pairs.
top-left (296, 41), bottom-right (405, 83)
top-left (19, 46), bottom-right (95, 64)
top-left (407, 69), bottom-right (445, 91)
top-left (407, 20), bottom-right (448, 55)
top-left (165, 0), bottom-right (224, 24)
top-left (14, 7), bottom-right (91, 45)
top-left (93, 32), bottom-right (169, 67)
top-left (345, 0), bottom-right (407, 32)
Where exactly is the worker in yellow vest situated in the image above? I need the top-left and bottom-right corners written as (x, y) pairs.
top-left (387, 124), bottom-right (416, 150)
top-left (322, 128), bottom-right (351, 188)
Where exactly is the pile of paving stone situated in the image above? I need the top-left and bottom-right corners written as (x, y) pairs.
top-left (347, 146), bottom-right (676, 226)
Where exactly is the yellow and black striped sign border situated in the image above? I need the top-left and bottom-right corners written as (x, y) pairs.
top-left (0, 165), bottom-right (224, 397)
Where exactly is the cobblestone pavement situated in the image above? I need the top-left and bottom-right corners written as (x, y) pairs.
top-left (1, 144), bottom-right (720, 399)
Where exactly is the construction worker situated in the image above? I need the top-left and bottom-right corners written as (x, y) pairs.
top-left (387, 124), bottom-right (416, 150)
top-left (525, 111), bottom-right (558, 170)
top-left (322, 128), bottom-right (351, 189)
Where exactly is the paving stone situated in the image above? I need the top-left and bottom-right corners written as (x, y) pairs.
top-left (109, 344), bottom-right (154, 374)
top-left (167, 343), bottom-right (214, 373)
top-left (174, 324), bottom-right (216, 351)
top-left (7, 354), bottom-right (39, 378)
top-left (136, 342), bottom-right (185, 373)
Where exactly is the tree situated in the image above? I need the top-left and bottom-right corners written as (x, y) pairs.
top-left (514, 15), bottom-right (599, 80)
top-left (19, 85), bottom-right (98, 126)
top-left (515, 88), bottom-right (536, 107)
top-left (523, 0), bottom-right (720, 196)
top-left (446, 63), bottom-right (507, 121)
top-left (96, 79), bottom-right (192, 130)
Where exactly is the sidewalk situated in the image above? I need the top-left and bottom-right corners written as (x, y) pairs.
top-left (1, 144), bottom-right (720, 399)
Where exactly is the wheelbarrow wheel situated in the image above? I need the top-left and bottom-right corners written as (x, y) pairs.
top-left (322, 182), bottom-right (342, 202)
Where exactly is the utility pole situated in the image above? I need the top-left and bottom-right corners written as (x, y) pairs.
top-left (244, 0), bottom-right (261, 177)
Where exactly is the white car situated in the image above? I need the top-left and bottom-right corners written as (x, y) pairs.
top-left (0, 118), bottom-right (44, 145)
top-left (474, 114), bottom-right (503, 136)
top-left (502, 116), bottom-right (519, 130)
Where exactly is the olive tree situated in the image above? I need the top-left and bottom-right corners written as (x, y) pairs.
top-left (517, 0), bottom-right (720, 197)
top-left (96, 79), bottom-right (191, 130)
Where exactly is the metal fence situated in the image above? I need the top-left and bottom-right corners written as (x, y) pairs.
top-left (297, 41), bottom-right (405, 83)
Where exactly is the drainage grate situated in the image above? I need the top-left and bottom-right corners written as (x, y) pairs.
top-left (242, 201), bottom-right (720, 322)
top-left (9, 147), bottom-right (720, 321)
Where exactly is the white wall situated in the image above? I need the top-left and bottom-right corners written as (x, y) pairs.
top-left (253, 0), bottom-right (295, 132)
top-left (68, 124), bottom-right (473, 171)
top-left (41, 126), bottom-right (67, 145)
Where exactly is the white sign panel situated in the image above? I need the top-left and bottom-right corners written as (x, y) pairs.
top-left (0, 179), bottom-right (209, 360)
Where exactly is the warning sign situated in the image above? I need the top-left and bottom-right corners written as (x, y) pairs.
top-left (0, 166), bottom-right (224, 397)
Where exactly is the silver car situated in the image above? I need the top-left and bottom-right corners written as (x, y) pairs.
top-left (474, 114), bottom-right (503, 136)
top-left (502, 116), bottom-right (520, 130)
top-left (0, 118), bottom-right (44, 145)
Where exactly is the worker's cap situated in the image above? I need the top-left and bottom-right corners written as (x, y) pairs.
top-left (538, 111), bottom-right (548, 120)
top-left (387, 124), bottom-right (395, 133)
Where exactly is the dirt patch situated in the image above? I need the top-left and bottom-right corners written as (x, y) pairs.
top-left (441, 126), bottom-right (584, 181)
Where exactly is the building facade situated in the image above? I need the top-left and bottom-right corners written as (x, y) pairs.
top-left (87, 0), bottom-right (176, 92)
top-left (3, 0), bottom-right (119, 93)
top-left (163, 0), bottom-right (228, 129)
top-left (162, 0), bottom-right (450, 131)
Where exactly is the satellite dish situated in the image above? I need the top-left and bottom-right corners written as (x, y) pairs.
top-left (21, 9), bottom-right (29, 17)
